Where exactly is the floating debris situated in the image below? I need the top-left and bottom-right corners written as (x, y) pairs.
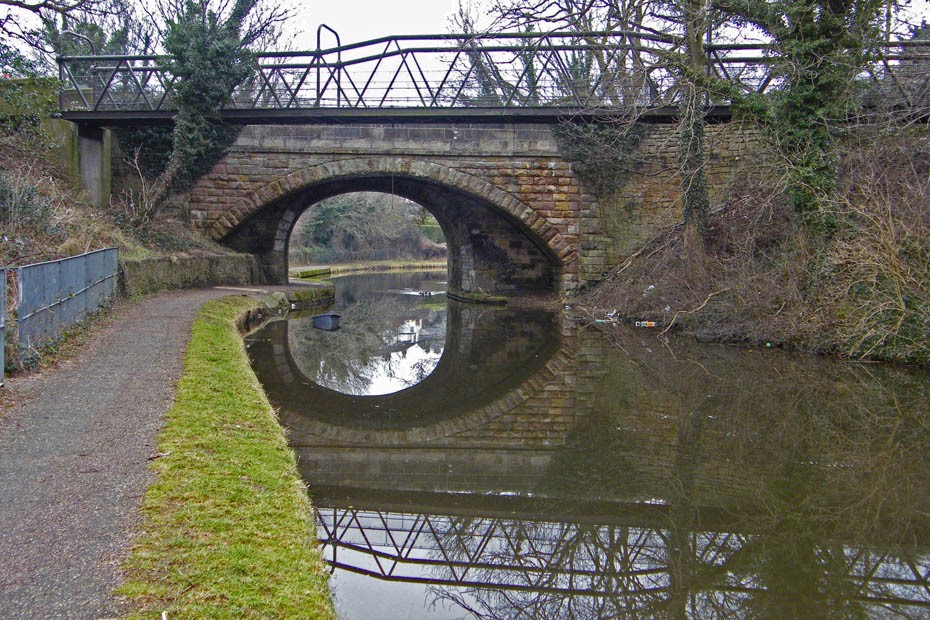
top-left (311, 312), bottom-right (341, 331)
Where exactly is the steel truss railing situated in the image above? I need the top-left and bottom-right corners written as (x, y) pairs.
top-left (57, 33), bottom-right (930, 116)
top-left (317, 506), bottom-right (930, 617)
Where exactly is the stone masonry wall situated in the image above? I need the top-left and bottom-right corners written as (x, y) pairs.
top-left (119, 252), bottom-right (262, 297)
top-left (191, 121), bottom-right (766, 294)
top-left (594, 123), bottom-right (767, 268)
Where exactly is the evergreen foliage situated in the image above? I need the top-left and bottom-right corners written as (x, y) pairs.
top-left (0, 40), bottom-right (40, 78)
top-left (716, 0), bottom-right (886, 236)
top-left (159, 0), bottom-right (256, 192)
top-left (41, 11), bottom-right (135, 59)
top-left (0, 78), bottom-right (55, 132)
top-left (678, 96), bottom-right (709, 235)
top-left (115, 126), bottom-right (174, 180)
top-left (0, 43), bottom-right (53, 131)
top-left (553, 121), bottom-right (648, 200)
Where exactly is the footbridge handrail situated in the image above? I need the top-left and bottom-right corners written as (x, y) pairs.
top-left (56, 32), bottom-right (930, 119)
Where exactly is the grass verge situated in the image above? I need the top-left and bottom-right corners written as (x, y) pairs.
top-left (290, 259), bottom-right (445, 280)
top-left (118, 295), bottom-right (335, 619)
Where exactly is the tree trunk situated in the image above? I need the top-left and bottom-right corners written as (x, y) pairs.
top-left (679, 0), bottom-right (710, 247)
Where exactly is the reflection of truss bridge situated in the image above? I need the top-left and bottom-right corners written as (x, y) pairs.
top-left (317, 506), bottom-right (930, 618)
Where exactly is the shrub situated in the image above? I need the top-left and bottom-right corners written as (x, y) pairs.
top-left (828, 129), bottom-right (930, 364)
top-left (0, 170), bottom-right (53, 239)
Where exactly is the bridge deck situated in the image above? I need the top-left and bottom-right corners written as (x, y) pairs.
top-left (57, 105), bottom-right (737, 126)
top-left (56, 32), bottom-right (929, 126)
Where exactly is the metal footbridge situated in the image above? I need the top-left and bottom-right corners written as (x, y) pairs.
top-left (56, 30), bottom-right (930, 125)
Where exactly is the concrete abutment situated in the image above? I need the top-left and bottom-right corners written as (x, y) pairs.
top-left (77, 125), bottom-right (112, 208)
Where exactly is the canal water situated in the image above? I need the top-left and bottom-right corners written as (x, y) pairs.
top-left (247, 271), bottom-right (930, 619)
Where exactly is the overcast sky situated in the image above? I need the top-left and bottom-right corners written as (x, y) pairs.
top-left (291, 0), bottom-right (475, 47)
top-left (287, 0), bottom-right (929, 50)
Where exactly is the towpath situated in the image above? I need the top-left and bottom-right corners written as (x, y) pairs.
top-left (0, 288), bottom-right (232, 619)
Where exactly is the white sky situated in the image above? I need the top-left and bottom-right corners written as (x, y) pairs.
top-left (286, 0), bottom-right (930, 51)
top-left (290, 0), bottom-right (474, 47)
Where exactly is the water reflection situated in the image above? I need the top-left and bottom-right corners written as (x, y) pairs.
top-left (247, 272), bottom-right (930, 619)
top-left (287, 273), bottom-right (446, 395)
top-left (248, 272), bottom-right (561, 433)
top-left (317, 506), bottom-right (930, 619)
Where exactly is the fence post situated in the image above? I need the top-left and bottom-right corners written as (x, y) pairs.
top-left (1, 268), bottom-right (6, 388)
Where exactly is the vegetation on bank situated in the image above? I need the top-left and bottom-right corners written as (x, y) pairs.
top-left (579, 125), bottom-right (930, 367)
top-left (0, 121), bottom-right (228, 270)
top-left (1, 124), bottom-right (131, 267)
top-left (455, 0), bottom-right (928, 366)
top-left (118, 295), bottom-right (335, 619)
top-left (288, 192), bottom-right (447, 266)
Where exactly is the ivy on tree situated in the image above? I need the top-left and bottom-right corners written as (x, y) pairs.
top-left (149, 0), bottom-right (258, 204)
top-left (715, 0), bottom-right (887, 236)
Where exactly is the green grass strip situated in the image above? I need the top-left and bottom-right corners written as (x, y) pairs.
top-left (118, 296), bottom-right (335, 619)
top-left (294, 267), bottom-right (333, 279)
top-left (290, 259), bottom-right (445, 279)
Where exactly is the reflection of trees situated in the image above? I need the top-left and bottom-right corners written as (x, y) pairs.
top-left (275, 277), bottom-right (930, 618)
top-left (360, 331), bottom-right (930, 619)
top-left (287, 295), bottom-right (445, 395)
top-left (317, 503), bottom-right (930, 620)
top-left (575, 326), bottom-right (930, 536)
top-left (428, 521), bottom-right (669, 619)
top-left (511, 327), bottom-right (930, 619)
top-left (250, 275), bottom-right (561, 430)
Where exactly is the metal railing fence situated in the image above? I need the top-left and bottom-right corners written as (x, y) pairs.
top-left (1, 269), bottom-right (6, 387)
top-left (57, 32), bottom-right (930, 116)
top-left (15, 248), bottom-right (118, 365)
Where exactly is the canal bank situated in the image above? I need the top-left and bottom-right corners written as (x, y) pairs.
top-left (117, 294), bottom-right (335, 619)
top-left (0, 289), bottom-right (230, 618)
top-left (0, 289), bottom-right (335, 619)
top-left (249, 270), bottom-right (930, 617)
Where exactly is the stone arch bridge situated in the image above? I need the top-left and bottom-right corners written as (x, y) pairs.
top-left (58, 34), bottom-right (919, 298)
top-left (189, 120), bottom-right (760, 299)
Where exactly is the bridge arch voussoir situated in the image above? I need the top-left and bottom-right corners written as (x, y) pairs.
top-left (210, 157), bottom-right (576, 265)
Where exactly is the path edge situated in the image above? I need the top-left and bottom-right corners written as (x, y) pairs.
top-left (116, 294), bottom-right (335, 619)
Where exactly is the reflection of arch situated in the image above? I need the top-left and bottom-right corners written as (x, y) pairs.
top-left (249, 302), bottom-right (571, 444)
top-left (217, 157), bottom-right (579, 295)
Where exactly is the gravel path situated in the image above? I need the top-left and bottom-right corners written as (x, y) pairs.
top-left (0, 288), bottom-right (231, 619)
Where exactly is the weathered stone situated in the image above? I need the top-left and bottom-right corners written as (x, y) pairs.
top-left (187, 121), bottom-right (762, 297)
top-left (119, 252), bottom-right (262, 297)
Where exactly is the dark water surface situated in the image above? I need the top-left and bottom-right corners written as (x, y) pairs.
top-left (247, 271), bottom-right (930, 619)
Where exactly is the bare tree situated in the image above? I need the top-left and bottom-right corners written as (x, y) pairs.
top-left (0, 0), bottom-right (121, 50)
top-left (449, 0), bottom-right (681, 112)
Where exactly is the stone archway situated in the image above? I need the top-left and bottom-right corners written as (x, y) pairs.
top-left (215, 157), bottom-right (579, 298)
